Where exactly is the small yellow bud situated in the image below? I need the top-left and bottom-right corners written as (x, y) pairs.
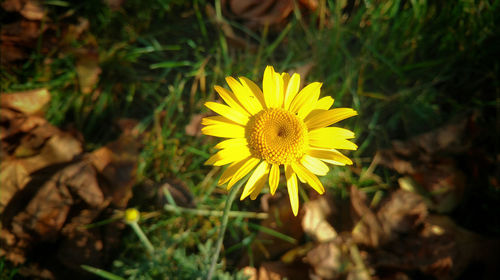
top-left (124, 208), bottom-right (140, 223)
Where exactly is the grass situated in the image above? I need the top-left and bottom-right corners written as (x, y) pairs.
top-left (1, 0), bottom-right (498, 278)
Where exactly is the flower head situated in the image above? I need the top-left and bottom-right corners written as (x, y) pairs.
top-left (202, 66), bottom-right (357, 216)
top-left (124, 208), bottom-right (140, 223)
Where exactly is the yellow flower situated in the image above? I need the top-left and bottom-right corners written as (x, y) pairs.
top-left (202, 66), bottom-right (358, 216)
top-left (124, 208), bottom-right (140, 223)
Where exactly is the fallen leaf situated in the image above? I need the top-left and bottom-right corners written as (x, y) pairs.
top-left (366, 214), bottom-right (500, 280)
top-left (243, 260), bottom-right (310, 280)
top-left (157, 179), bottom-right (195, 207)
top-left (350, 185), bottom-right (384, 247)
top-left (205, 4), bottom-right (258, 51)
top-left (1, 0), bottom-right (45, 20)
top-left (223, 0), bottom-right (294, 29)
top-left (238, 194), bottom-right (303, 267)
top-left (185, 113), bottom-right (207, 137)
top-left (0, 88), bottom-right (50, 115)
top-left (375, 118), bottom-right (471, 213)
top-left (351, 186), bottom-right (427, 247)
top-left (1, 20), bottom-right (43, 64)
top-left (1, 0), bottom-right (23, 11)
top-left (0, 160), bottom-right (30, 212)
top-left (0, 100), bottom-right (138, 278)
top-left (12, 175), bottom-right (74, 240)
top-left (103, 0), bottom-right (124, 11)
top-left (19, 0), bottom-right (45, 20)
top-left (305, 239), bottom-right (346, 279)
top-left (302, 194), bottom-right (338, 242)
top-left (20, 132), bottom-right (83, 173)
top-left (90, 130), bottom-right (140, 208)
top-left (75, 49), bottom-right (101, 94)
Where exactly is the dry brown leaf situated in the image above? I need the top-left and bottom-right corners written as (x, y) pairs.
top-left (376, 190), bottom-right (427, 242)
top-left (0, 156), bottom-right (128, 277)
top-left (205, 4), bottom-right (258, 51)
top-left (305, 241), bottom-right (345, 279)
top-left (0, 160), bottom-right (30, 212)
top-left (350, 185), bottom-right (384, 247)
top-left (158, 179), bottom-right (195, 207)
top-left (13, 177), bottom-right (74, 240)
top-left (243, 261), bottom-right (310, 280)
top-left (103, 0), bottom-right (124, 11)
top-left (0, 89), bottom-right (50, 115)
top-left (351, 186), bottom-right (427, 248)
top-left (299, 0), bottom-right (318, 10)
top-left (0, 100), bottom-right (139, 277)
top-left (75, 49), bottom-right (101, 94)
top-left (239, 194), bottom-right (303, 267)
top-left (1, 0), bottom-right (23, 11)
top-left (376, 118), bottom-right (471, 213)
top-left (1, 0), bottom-right (45, 20)
top-left (19, 132), bottom-right (83, 173)
top-left (0, 110), bottom-right (47, 140)
top-left (302, 194), bottom-right (338, 242)
top-left (366, 214), bottom-right (500, 280)
top-left (1, 19), bottom-right (44, 64)
top-left (221, 0), bottom-right (319, 30)
top-left (185, 113), bottom-right (207, 137)
top-left (223, 0), bottom-right (294, 29)
top-left (19, 0), bottom-right (45, 20)
top-left (60, 160), bottom-right (105, 207)
top-left (90, 131), bottom-right (140, 208)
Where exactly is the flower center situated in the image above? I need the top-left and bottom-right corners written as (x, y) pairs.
top-left (248, 108), bottom-right (308, 165)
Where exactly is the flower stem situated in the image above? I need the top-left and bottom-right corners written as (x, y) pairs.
top-left (163, 204), bottom-right (268, 219)
top-left (206, 180), bottom-right (245, 280)
top-left (129, 221), bottom-right (155, 255)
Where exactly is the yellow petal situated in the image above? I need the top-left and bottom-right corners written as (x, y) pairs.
top-left (218, 159), bottom-right (247, 185)
top-left (305, 108), bottom-right (358, 131)
top-left (263, 66), bottom-right (283, 108)
top-left (285, 164), bottom-right (299, 216)
top-left (201, 124), bottom-right (245, 138)
top-left (308, 127), bottom-right (358, 150)
top-left (226, 76), bottom-right (262, 115)
top-left (202, 116), bottom-right (239, 126)
top-left (249, 176), bottom-right (267, 200)
top-left (307, 149), bottom-right (353, 165)
top-left (269, 163), bottom-right (280, 195)
top-left (315, 96), bottom-right (334, 110)
top-left (281, 72), bottom-right (290, 92)
top-left (300, 154), bottom-right (329, 176)
top-left (291, 162), bottom-right (325, 195)
top-left (283, 73), bottom-right (300, 110)
top-left (204, 102), bottom-right (249, 125)
top-left (214, 138), bottom-right (248, 150)
top-left (227, 157), bottom-right (261, 189)
top-left (239, 76), bottom-right (266, 109)
top-left (263, 66), bottom-right (276, 108)
top-left (275, 71), bottom-right (284, 108)
top-left (308, 127), bottom-right (355, 139)
top-left (214, 85), bottom-right (250, 116)
top-left (241, 161), bottom-right (269, 200)
top-left (205, 146), bottom-right (252, 166)
top-left (289, 82), bottom-right (322, 119)
top-left (310, 138), bottom-right (358, 150)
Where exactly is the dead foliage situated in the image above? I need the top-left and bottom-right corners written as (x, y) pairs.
top-left (221, 0), bottom-right (318, 30)
top-left (241, 116), bottom-right (499, 279)
top-left (1, 0), bottom-right (101, 94)
top-left (0, 90), bottom-right (140, 279)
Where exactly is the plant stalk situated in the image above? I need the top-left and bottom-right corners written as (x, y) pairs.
top-left (206, 180), bottom-right (244, 279)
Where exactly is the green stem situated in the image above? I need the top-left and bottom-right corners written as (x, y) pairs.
top-left (129, 221), bottom-right (155, 255)
top-left (206, 180), bottom-right (245, 280)
top-left (164, 204), bottom-right (268, 219)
